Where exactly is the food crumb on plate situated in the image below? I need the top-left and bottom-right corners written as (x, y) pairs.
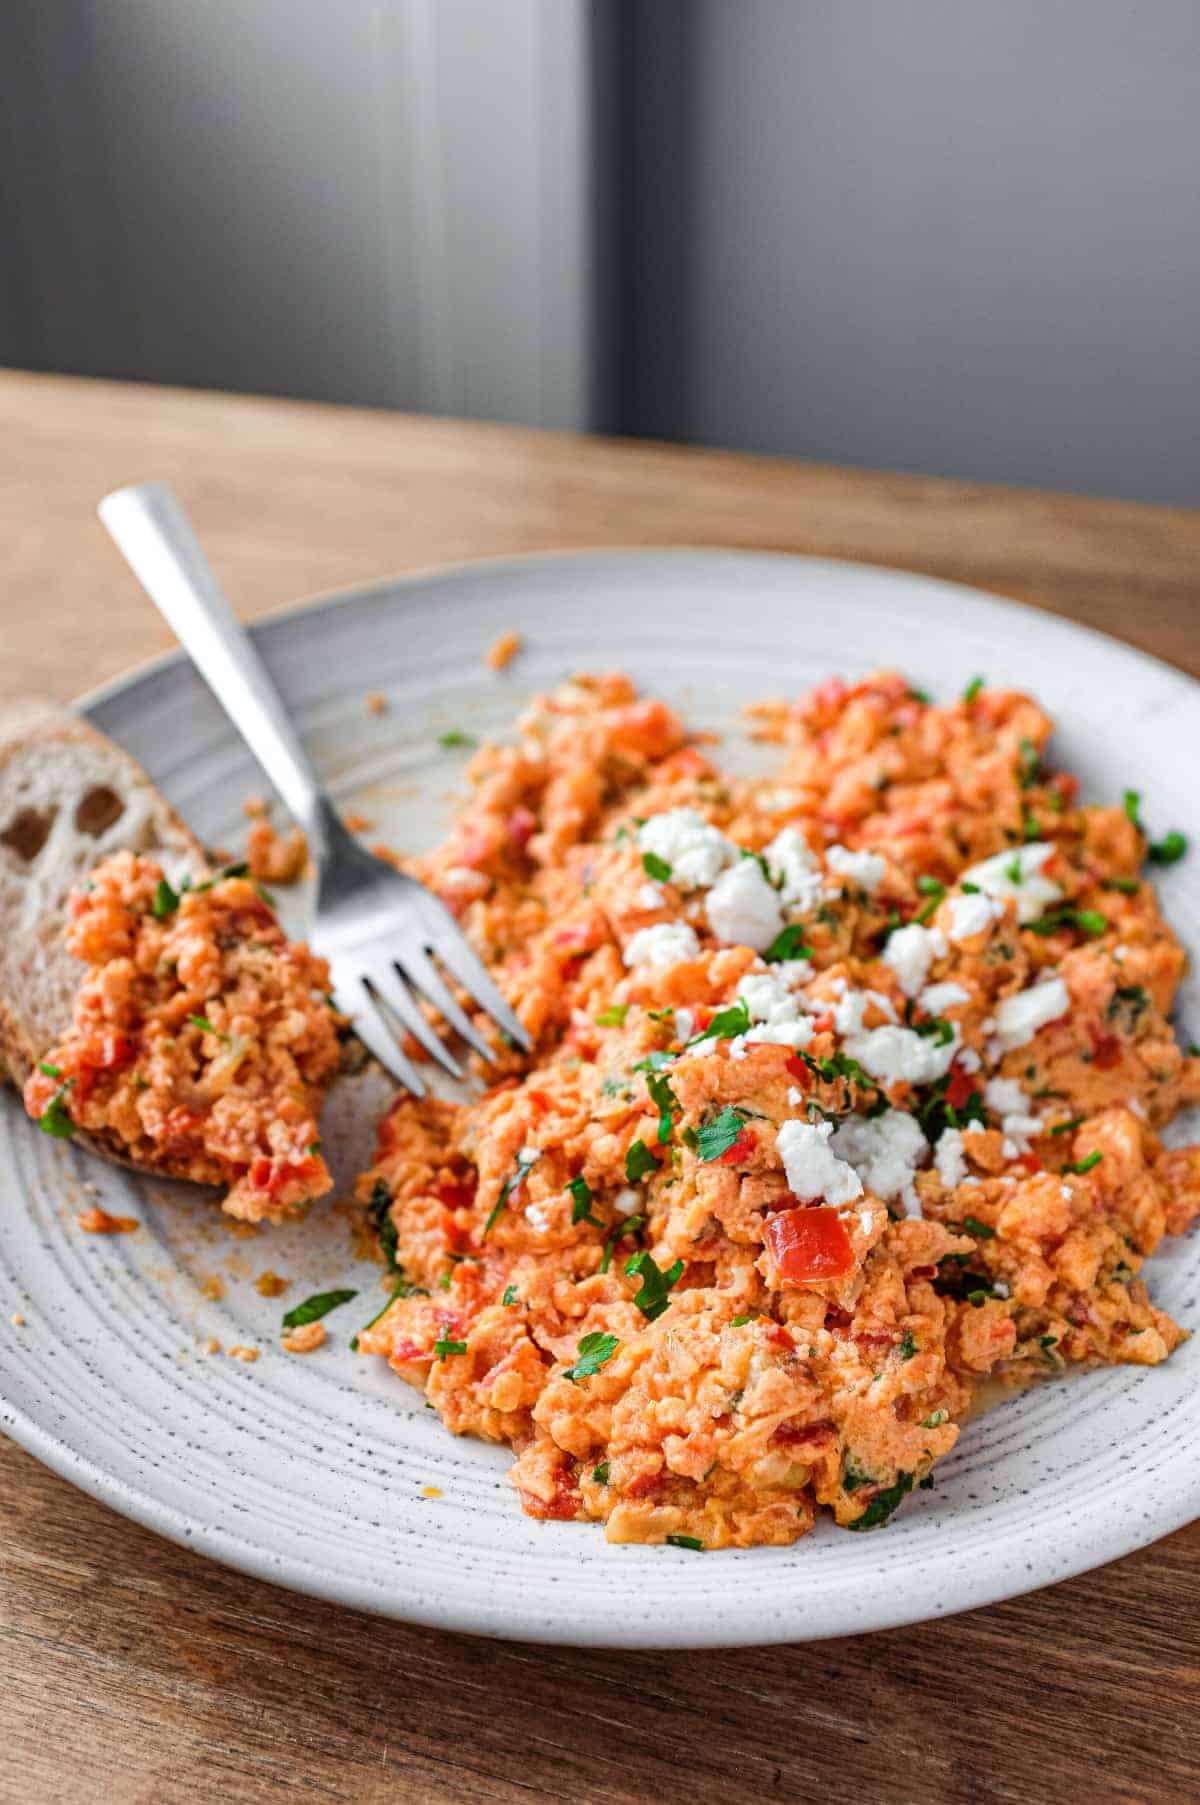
top-left (422, 1486), bottom-right (443, 1498)
top-left (281, 1321), bottom-right (325, 1354)
top-left (366, 691), bottom-right (388, 715)
top-left (76, 1207), bottom-right (139, 1235)
top-left (203, 1337), bottom-right (222, 1355)
top-left (11, 1313), bottom-right (26, 1327)
top-left (229, 1344), bottom-right (260, 1363)
top-left (486, 630), bottom-right (522, 672)
top-left (200, 1274), bottom-right (224, 1301)
top-left (255, 1269), bottom-right (289, 1297)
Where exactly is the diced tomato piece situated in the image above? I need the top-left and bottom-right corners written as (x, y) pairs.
top-left (250, 1155), bottom-right (314, 1198)
top-left (657, 746), bottom-right (711, 782)
top-left (433, 1180), bottom-right (476, 1211)
top-left (1009, 1151), bottom-right (1043, 1176)
top-left (1051, 771), bottom-right (1080, 806)
top-left (774, 1419), bottom-right (835, 1447)
top-left (507, 806), bottom-right (537, 849)
top-left (524, 1466), bottom-right (582, 1521)
top-left (809, 1012), bottom-right (835, 1036)
top-left (1090, 1030), bottom-right (1123, 1071)
top-left (945, 1063), bottom-right (976, 1110)
top-left (761, 1321), bottom-right (796, 1352)
top-left (391, 1337), bottom-right (427, 1364)
top-left (765, 1206), bottom-right (856, 1284)
top-left (717, 1128), bottom-right (757, 1166)
top-left (785, 1054), bottom-right (812, 1088)
top-left (527, 1089), bottom-right (554, 1112)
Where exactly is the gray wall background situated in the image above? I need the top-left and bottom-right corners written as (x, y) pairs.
top-left (2, 1), bottom-right (1198, 501)
top-left (624, 0), bottom-right (1200, 502)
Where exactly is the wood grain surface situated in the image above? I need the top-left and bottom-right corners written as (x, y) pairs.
top-left (2, 369), bottom-right (1199, 1805)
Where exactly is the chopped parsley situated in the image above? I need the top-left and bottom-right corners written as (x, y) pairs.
top-left (599, 1213), bottom-right (644, 1274)
top-left (151, 876), bottom-right (180, 918)
top-left (1149, 829), bottom-right (1187, 866)
top-left (1123, 788), bottom-right (1142, 826)
top-left (1048, 1114), bottom-right (1085, 1136)
top-left (961, 1215), bottom-right (996, 1239)
top-left (898, 1330), bottom-right (918, 1360)
top-left (595, 1003), bottom-right (629, 1027)
top-left (437, 728), bottom-right (476, 748)
top-left (1037, 1333), bottom-right (1060, 1365)
top-left (502, 1284), bottom-right (520, 1307)
top-left (1017, 737), bottom-right (1041, 788)
top-left (624, 1138), bottom-right (658, 1183)
top-left (696, 1105), bottom-right (749, 1162)
top-left (348, 1283), bottom-right (416, 1351)
top-left (625, 1249), bottom-right (684, 1322)
top-left (914, 874), bottom-right (945, 925)
top-left (688, 998), bottom-right (752, 1046)
top-left (36, 1078), bottom-right (76, 1138)
top-left (564, 1330), bottom-right (619, 1383)
top-left (281, 1287), bottom-right (357, 1329)
top-left (666, 1534), bottom-right (705, 1551)
top-left (591, 1461), bottom-right (610, 1484)
top-left (641, 850), bottom-right (672, 882)
top-left (1004, 852), bottom-right (1023, 884)
top-left (909, 686), bottom-right (932, 704)
top-left (1064, 1150), bottom-right (1102, 1175)
top-left (188, 1013), bottom-right (229, 1041)
top-left (645, 1069), bottom-right (680, 1144)
top-left (962, 675), bottom-right (984, 703)
top-left (433, 1333), bottom-right (468, 1361)
top-left (730, 1312), bottom-right (757, 1327)
top-left (368, 1178), bottom-right (402, 1274)
top-left (764, 924), bottom-right (813, 964)
top-left (1107, 983), bottom-right (1148, 1031)
top-left (847, 1471), bottom-right (914, 1531)
top-left (566, 1174), bottom-right (601, 1226)
top-left (921, 1409), bottom-right (949, 1428)
top-left (1031, 905), bottom-right (1107, 938)
top-left (1104, 875), bottom-right (1140, 895)
top-left (37, 1060), bottom-right (62, 1078)
top-left (483, 1150), bottom-right (539, 1236)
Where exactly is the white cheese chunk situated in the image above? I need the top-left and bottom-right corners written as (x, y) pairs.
top-left (826, 844), bottom-right (887, 892)
top-left (844, 1022), bottom-right (960, 1086)
top-left (623, 921), bottom-right (701, 969)
top-left (946, 891), bottom-right (1005, 942)
top-left (883, 923), bottom-right (947, 997)
top-left (637, 808), bottom-right (736, 889)
top-left (920, 980), bottom-right (970, 1013)
top-left (776, 1119), bottom-right (863, 1207)
top-left (831, 1110), bottom-right (928, 1215)
top-left (960, 842), bottom-right (1062, 925)
top-left (992, 978), bottom-right (1070, 1050)
top-left (763, 826), bottom-right (823, 910)
top-left (705, 858), bottom-right (784, 952)
top-left (934, 1127), bottom-right (968, 1189)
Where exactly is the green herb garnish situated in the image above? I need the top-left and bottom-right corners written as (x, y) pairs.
top-left (36, 1079), bottom-right (76, 1138)
top-left (1149, 830), bottom-right (1187, 866)
top-left (282, 1288), bottom-right (357, 1330)
top-left (625, 1249), bottom-right (684, 1322)
top-left (641, 850), bottom-right (672, 882)
top-left (1064, 1150), bottom-right (1102, 1175)
top-left (483, 1150), bottom-right (539, 1236)
top-left (764, 924), bottom-right (813, 964)
top-left (688, 999), bottom-right (752, 1046)
top-left (898, 1330), bottom-right (918, 1359)
top-left (624, 1138), bottom-right (658, 1183)
top-left (666, 1534), bottom-right (705, 1551)
top-left (502, 1284), bottom-right (519, 1307)
top-left (433, 1333), bottom-right (468, 1361)
top-left (645, 1069), bottom-right (680, 1144)
top-left (847, 1472), bottom-right (915, 1531)
top-left (696, 1106), bottom-right (749, 1163)
top-left (151, 876), bottom-right (180, 918)
top-left (595, 1003), bottom-right (629, 1027)
top-left (591, 1461), bottom-right (610, 1484)
top-left (567, 1174), bottom-right (601, 1226)
top-left (962, 676), bottom-right (984, 703)
top-left (961, 1215), bottom-right (996, 1239)
top-left (438, 729), bottom-right (476, 748)
top-left (563, 1331), bottom-right (619, 1383)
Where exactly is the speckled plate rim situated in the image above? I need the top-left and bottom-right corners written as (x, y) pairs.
top-left (4, 546), bottom-right (1200, 1649)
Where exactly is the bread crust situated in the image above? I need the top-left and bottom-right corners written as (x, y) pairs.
top-left (0, 698), bottom-right (205, 1109)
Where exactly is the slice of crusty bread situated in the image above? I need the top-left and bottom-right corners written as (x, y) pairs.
top-left (0, 699), bottom-right (206, 1119)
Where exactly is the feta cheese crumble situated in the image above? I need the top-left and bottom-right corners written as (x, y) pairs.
top-left (935, 1127), bottom-right (968, 1189)
top-left (763, 826), bottom-right (823, 910)
top-left (961, 842), bottom-right (1062, 925)
top-left (946, 891), bottom-right (1004, 942)
top-left (826, 844), bottom-right (887, 892)
top-left (705, 858), bottom-right (784, 952)
top-left (637, 808), bottom-right (735, 889)
top-left (983, 1076), bottom-right (1043, 1149)
top-left (623, 921), bottom-right (701, 969)
top-left (992, 978), bottom-right (1070, 1051)
top-left (831, 1110), bottom-right (928, 1215)
top-left (776, 1119), bottom-right (863, 1207)
top-left (843, 1021), bottom-right (960, 1086)
top-left (882, 923), bottom-right (947, 997)
top-left (920, 980), bottom-right (970, 1013)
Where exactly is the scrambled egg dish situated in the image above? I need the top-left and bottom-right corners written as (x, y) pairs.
top-left (353, 670), bottom-right (1199, 1548)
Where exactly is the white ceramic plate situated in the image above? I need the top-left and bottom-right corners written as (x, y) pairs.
top-left (3, 550), bottom-right (1199, 1648)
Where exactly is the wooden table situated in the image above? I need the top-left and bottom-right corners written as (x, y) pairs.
top-left (3, 370), bottom-right (1198, 1805)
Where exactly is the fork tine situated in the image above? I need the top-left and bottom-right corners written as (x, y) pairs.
top-left (397, 945), bottom-right (500, 1063)
top-left (334, 973), bottom-right (427, 1096)
top-left (423, 925), bottom-right (531, 1052)
top-left (365, 965), bottom-right (464, 1079)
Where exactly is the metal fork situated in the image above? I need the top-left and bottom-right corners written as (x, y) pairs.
top-left (97, 481), bottom-right (530, 1094)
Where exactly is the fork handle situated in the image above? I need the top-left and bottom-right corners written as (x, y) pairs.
top-left (98, 481), bottom-right (337, 861)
